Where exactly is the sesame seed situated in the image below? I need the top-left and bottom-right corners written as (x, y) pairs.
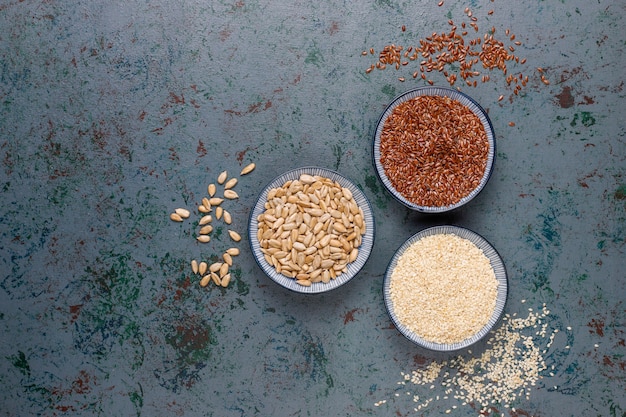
top-left (376, 303), bottom-right (555, 412)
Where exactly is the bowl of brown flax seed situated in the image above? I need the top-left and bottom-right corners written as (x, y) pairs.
top-left (373, 87), bottom-right (495, 213)
top-left (383, 225), bottom-right (508, 351)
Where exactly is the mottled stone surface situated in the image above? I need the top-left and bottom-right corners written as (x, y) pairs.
top-left (1, 0), bottom-right (624, 416)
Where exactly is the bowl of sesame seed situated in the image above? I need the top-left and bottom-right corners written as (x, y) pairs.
top-left (248, 167), bottom-right (375, 294)
top-left (383, 225), bottom-right (508, 351)
top-left (373, 86), bottom-right (496, 213)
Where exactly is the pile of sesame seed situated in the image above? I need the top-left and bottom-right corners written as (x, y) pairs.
top-left (374, 303), bottom-right (557, 414)
top-left (389, 233), bottom-right (498, 344)
top-left (362, 7), bottom-right (550, 101)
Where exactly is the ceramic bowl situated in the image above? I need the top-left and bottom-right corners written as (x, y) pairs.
top-left (383, 225), bottom-right (508, 351)
top-left (373, 86), bottom-right (496, 213)
top-left (249, 167), bottom-right (375, 294)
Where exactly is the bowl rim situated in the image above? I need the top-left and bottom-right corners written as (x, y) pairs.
top-left (248, 166), bottom-right (376, 294)
top-left (372, 86), bottom-right (496, 213)
top-left (382, 225), bottom-right (508, 351)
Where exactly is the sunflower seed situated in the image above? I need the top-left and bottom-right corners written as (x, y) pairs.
top-left (200, 274), bottom-right (211, 287)
top-left (209, 197), bottom-right (223, 206)
top-left (228, 230), bottom-right (242, 242)
top-left (224, 178), bottom-right (238, 189)
top-left (224, 190), bottom-right (239, 199)
top-left (175, 208), bottom-right (190, 218)
top-left (199, 215), bottom-right (212, 225)
top-left (240, 163), bottom-right (256, 175)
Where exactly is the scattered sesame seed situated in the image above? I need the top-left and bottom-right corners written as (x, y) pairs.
top-left (376, 304), bottom-right (555, 412)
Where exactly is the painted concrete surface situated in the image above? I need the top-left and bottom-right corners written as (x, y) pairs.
top-left (1, 0), bottom-right (624, 416)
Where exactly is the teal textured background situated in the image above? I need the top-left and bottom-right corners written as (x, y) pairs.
top-left (1, 0), bottom-right (624, 416)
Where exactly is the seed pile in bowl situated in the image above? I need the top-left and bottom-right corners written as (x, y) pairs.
top-left (389, 233), bottom-right (498, 345)
top-left (256, 173), bottom-right (367, 287)
top-left (379, 95), bottom-right (489, 207)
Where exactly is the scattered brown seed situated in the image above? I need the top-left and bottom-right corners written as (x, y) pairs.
top-left (509, 121), bottom-right (516, 126)
top-left (402, 25), bottom-right (406, 32)
top-left (498, 95), bottom-right (504, 102)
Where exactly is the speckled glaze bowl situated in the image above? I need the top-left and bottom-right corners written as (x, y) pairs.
top-left (383, 225), bottom-right (508, 351)
top-left (248, 167), bottom-right (375, 294)
top-left (373, 87), bottom-right (496, 213)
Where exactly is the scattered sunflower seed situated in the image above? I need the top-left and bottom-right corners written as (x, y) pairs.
top-left (240, 163), bottom-right (255, 175)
